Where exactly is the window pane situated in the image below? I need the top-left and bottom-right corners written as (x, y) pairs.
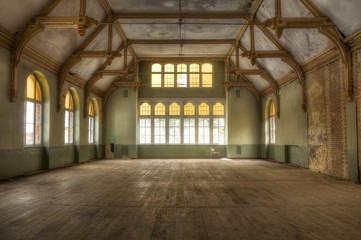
top-left (35, 81), bottom-right (42, 101)
top-left (176, 74), bottom-right (187, 87)
top-left (189, 74), bottom-right (199, 87)
top-left (202, 73), bottom-right (212, 87)
top-left (184, 118), bottom-right (195, 144)
top-left (169, 118), bottom-right (181, 144)
top-left (198, 118), bottom-right (210, 144)
top-left (26, 102), bottom-right (35, 145)
top-left (154, 118), bottom-right (166, 144)
top-left (177, 64), bottom-right (187, 72)
top-left (26, 75), bottom-right (35, 99)
top-left (140, 118), bottom-right (151, 144)
top-left (26, 123), bottom-right (34, 145)
top-left (169, 103), bottom-right (180, 116)
top-left (202, 63), bottom-right (212, 73)
top-left (198, 103), bottom-right (209, 116)
top-left (165, 64), bottom-right (174, 72)
top-left (164, 74), bottom-right (174, 87)
top-left (152, 74), bottom-right (162, 87)
top-left (152, 63), bottom-right (162, 72)
top-left (184, 103), bottom-right (195, 116)
top-left (140, 103), bottom-right (151, 115)
top-left (89, 117), bottom-right (94, 144)
top-left (26, 102), bottom-right (35, 124)
top-left (155, 103), bottom-right (165, 116)
top-left (89, 102), bottom-right (94, 116)
top-left (35, 103), bottom-right (42, 144)
top-left (190, 64), bottom-right (199, 72)
top-left (213, 118), bottom-right (225, 144)
top-left (69, 111), bottom-right (74, 144)
top-left (213, 103), bottom-right (224, 115)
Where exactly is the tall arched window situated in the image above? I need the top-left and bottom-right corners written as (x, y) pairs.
top-left (88, 101), bottom-right (95, 144)
top-left (269, 102), bottom-right (276, 144)
top-left (25, 74), bottom-right (42, 145)
top-left (154, 103), bottom-right (166, 143)
top-left (65, 91), bottom-right (74, 144)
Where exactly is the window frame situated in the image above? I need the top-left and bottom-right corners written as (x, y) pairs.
top-left (25, 74), bottom-right (43, 146)
top-left (138, 99), bottom-right (225, 145)
top-left (151, 63), bottom-right (213, 88)
top-left (64, 91), bottom-right (75, 145)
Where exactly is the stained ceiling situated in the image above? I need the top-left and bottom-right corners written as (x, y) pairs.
top-left (0, 0), bottom-right (361, 97)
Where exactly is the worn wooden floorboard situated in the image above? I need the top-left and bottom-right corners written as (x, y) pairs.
top-left (0, 159), bottom-right (361, 240)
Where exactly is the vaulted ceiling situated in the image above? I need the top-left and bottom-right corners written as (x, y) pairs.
top-left (1, 0), bottom-right (361, 102)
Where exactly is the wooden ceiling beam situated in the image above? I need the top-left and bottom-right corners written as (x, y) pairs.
top-left (115, 12), bottom-right (249, 19)
top-left (128, 39), bottom-right (235, 45)
top-left (242, 50), bottom-right (290, 59)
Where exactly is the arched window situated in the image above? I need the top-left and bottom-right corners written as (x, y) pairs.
top-left (189, 64), bottom-right (200, 87)
top-left (151, 63), bottom-right (162, 87)
top-left (25, 74), bottom-right (42, 145)
top-left (198, 102), bottom-right (209, 115)
top-left (213, 102), bottom-right (224, 115)
top-left (140, 103), bottom-right (151, 116)
top-left (269, 102), bottom-right (276, 144)
top-left (202, 63), bottom-right (212, 87)
top-left (154, 103), bottom-right (166, 116)
top-left (169, 103), bottom-right (180, 116)
top-left (65, 91), bottom-right (74, 144)
top-left (184, 103), bottom-right (195, 116)
top-left (88, 101), bottom-right (95, 144)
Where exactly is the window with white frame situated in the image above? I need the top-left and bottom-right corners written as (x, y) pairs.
top-left (138, 100), bottom-right (225, 144)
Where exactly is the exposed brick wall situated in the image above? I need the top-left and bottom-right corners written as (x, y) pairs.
top-left (306, 59), bottom-right (348, 179)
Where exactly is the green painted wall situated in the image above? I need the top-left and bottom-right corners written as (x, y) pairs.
top-left (227, 88), bottom-right (261, 158)
top-left (262, 80), bottom-right (308, 167)
top-left (0, 46), bottom-right (102, 180)
top-left (104, 87), bottom-right (138, 158)
top-left (138, 145), bottom-right (226, 158)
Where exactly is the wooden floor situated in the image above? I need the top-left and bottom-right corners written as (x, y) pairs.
top-left (1, 159), bottom-right (361, 240)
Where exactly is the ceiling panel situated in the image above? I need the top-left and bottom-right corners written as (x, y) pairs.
top-left (109, 0), bottom-right (255, 13)
top-left (246, 75), bottom-right (270, 91)
top-left (133, 44), bottom-right (180, 56)
top-left (28, 28), bottom-right (92, 63)
top-left (94, 75), bottom-right (118, 90)
top-left (71, 58), bottom-right (106, 81)
top-left (257, 58), bottom-right (292, 80)
top-left (312, 0), bottom-right (361, 36)
top-left (0, 0), bottom-right (48, 34)
top-left (182, 44), bottom-right (231, 56)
